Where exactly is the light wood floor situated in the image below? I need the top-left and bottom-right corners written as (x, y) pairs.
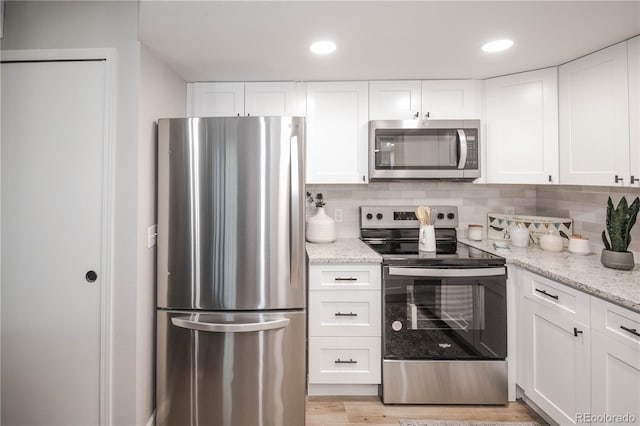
top-left (306, 396), bottom-right (547, 426)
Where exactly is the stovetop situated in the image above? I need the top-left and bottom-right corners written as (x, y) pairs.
top-left (360, 205), bottom-right (505, 267)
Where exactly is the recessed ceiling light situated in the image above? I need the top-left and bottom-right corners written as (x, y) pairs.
top-left (310, 40), bottom-right (336, 55)
top-left (482, 39), bottom-right (514, 53)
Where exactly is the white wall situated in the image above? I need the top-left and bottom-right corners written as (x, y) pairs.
top-left (1, 1), bottom-right (144, 424)
top-left (137, 43), bottom-right (185, 426)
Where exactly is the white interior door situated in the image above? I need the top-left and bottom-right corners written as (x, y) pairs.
top-left (1, 59), bottom-right (107, 425)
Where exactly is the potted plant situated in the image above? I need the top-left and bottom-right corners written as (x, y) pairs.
top-left (601, 196), bottom-right (640, 270)
top-left (305, 192), bottom-right (336, 243)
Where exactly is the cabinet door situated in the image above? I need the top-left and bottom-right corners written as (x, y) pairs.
top-left (369, 80), bottom-right (421, 120)
top-left (421, 80), bottom-right (482, 119)
top-left (591, 330), bottom-right (640, 425)
top-left (306, 81), bottom-right (369, 184)
top-left (559, 42), bottom-right (630, 185)
top-left (486, 68), bottom-right (559, 184)
top-left (244, 81), bottom-right (306, 117)
top-left (628, 36), bottom-right (640, 187)
top-left (191, 82), bottom-right (244, 117)
top-left (522, 298), bottom-right (590, 425)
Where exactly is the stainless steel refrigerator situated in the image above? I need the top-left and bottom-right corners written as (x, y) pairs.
top-left (156, 117), bottom-right (306, 426)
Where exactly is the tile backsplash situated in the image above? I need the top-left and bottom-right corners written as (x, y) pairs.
top-left (306, 182), bottom-right (640, 255)
top-left (305, 182), bottom-right (537, 239)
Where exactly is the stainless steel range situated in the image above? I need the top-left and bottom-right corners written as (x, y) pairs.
top-left (360, 206), bottom-right (508, 405)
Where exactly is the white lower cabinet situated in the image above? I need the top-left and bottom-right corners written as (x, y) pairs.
top-left (517, 267), bottom-right (640, 425)
top-left (590, 297), bottom-right (640, 425)
top-left (308, 263), bottom-right (381, 395)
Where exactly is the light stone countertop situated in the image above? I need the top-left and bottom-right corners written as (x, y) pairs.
top-left (460, 238), bottom-right (640, 313)
top-left (306, 238), bottom-right (382, 264)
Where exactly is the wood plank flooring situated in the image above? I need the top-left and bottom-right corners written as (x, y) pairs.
top-left (306, 396), bottom-right (547, 426)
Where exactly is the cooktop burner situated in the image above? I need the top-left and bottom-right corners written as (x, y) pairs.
top-left (360, 205), bottom-right (505, 267)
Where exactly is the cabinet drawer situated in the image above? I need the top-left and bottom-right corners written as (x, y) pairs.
top-left (309, 264), bottom-right (381, 291)
top-left (522, 270), bottom-right (590, 324)
top-left (308, 337), bottom-right (381, 384)
top-left (591, 297), bottom-right (640, 348)
top-left (309, 291), bottom-right (381, 337)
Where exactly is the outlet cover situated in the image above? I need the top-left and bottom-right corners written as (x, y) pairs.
top-left (334, 208), bottom-right (343, 223)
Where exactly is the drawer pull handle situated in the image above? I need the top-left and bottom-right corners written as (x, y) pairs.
top-left (334, 277), bottom-right (357, 281)
top-left (573, 327), bottom-right (583, 337)
top-left (334, 312), bottom-right (358, 317)
top-left (535, 288), bottom-right (559, 300)
top-left (335, 358), bottom-right (357, 364)
top-left (620, 325), bottom-right (640, 337)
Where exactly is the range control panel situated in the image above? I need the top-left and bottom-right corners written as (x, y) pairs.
top-left (360, 206), bottom-right (459, 229)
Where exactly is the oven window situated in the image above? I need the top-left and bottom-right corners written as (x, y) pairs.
top-left (383, 274), bottom-right (506, 360)
top-left (375, 129), bottom-right (458, 169)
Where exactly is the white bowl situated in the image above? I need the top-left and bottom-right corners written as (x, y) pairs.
top-left (539, 234), bottom-right (564, 252)
top-left (568, 237), bottom-right (590, 255)
top-left (509, 228), bottom-right (530, 248)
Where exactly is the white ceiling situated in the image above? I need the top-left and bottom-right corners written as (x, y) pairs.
top-left (138, 1), bottom-right (640, 82)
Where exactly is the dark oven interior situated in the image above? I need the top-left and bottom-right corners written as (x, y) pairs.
top-left (383, 267), bottom-right (507, 361)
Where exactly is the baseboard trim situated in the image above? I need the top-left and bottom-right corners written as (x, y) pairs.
top-left (308, 384), bottom-right (379, 396)
top-left (518, 390), bottom-right (558, 426)
top-left (145, 410), bottom-right (156, 426)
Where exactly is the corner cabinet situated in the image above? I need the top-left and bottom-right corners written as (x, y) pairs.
top-left (307, 263), bottom-right (382, 395)
top-left (485, 68), bottom-right (559, 184)
top-left (306, 82), bottom-right (369, 184)
top-left (559, 41), bottom-right (630, 186)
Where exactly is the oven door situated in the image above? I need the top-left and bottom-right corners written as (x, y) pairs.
top-left (383, 266), bottom-right (506, 361)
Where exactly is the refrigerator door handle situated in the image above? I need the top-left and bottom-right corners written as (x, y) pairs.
top-left (290, 130), bottom-right (302, 289)
top-left (171, 317), bottom-right (290, 333)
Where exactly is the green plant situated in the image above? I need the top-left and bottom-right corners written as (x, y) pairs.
top-left (602, 196), bottom-right (640, 252)
top-left (306, 192), bottom-right (325, 208)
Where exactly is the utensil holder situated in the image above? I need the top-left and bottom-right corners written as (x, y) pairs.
top-left (419, 225), bottom-right (436, 252)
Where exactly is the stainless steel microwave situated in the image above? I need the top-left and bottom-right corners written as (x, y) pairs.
top-left (369, 119), bottom-right (481, 180)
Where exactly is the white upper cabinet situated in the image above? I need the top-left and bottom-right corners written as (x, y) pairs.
top-left (306, 81), bottom-right (369, 184)
top-left (190, 82), bottom-right (245, 117)
top-left (421, 80), bottom-right (483, 119)
top-left (628, 36), bottom-right (640, 187)
top-left (369, 80), bottom-right (421, 120)
top-left (189, 81), bottom-right (306, 118)
top-left (244, 82), bottom-right (306, 117)
top-left (559, 42), bottom-right (630, 186)
top-left (485, 68), bottom-right (559, 184)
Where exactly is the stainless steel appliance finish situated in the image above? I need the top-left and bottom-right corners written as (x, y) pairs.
top-left (157, 310), bottom-right (306, 426)
top-left (157, 116), bottom-right (305, 310)
top-left (360, 205), bottom-right (508, 405)
top-left (382, 360), bottom-right (508, 404)
top-left (369, 119), bottom-right (481, 181)
top-left (156, 117), bottom-right (306, 426)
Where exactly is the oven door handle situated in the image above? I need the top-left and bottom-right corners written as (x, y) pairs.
top-left (388, 267), bottom-right (505, 277)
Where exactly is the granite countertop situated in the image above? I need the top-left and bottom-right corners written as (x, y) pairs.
top-left (306, 238), bottom-right (382, 264)
top-left (460, 238), bottom-right (640, 313)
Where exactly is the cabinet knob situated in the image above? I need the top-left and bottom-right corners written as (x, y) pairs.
top-left (424, 112), bottom-right (430, 119)
top-left (414, 112), bottom-right (419, 119)
top-left (85, 270), bottom-right (98, 283)
top-left (631, 176), bottom-right (639, 184)
top-left (615, 175), bottom-right (624, 183)
top-left (573, 327), bottom-right (583, 337)
top-left (548, 175), bottom-right (552, 183)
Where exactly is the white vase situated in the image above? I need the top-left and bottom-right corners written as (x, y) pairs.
top-left (306, 207), bottom-right (336, 243)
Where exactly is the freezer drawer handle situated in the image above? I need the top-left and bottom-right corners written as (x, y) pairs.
top-left (334, 312), bottom-right (358, 317)
top-left (171, 317), bottom-right (290, 333)
top-left (335, 358), bottom-right (357, 364)
top-left (620, 325), bottom-right (640, 337)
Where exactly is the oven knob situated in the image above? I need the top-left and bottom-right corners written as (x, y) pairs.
top-left (437, 213), bottom-right (445, 220)
top-left (376, 213), bottom-right (383, 220)
top-left (447, 213), bottom-right (455, 220)
top-left (366, 213), bottom-right (373, 220)
top-left (392, 321), bottom-right (403, 332)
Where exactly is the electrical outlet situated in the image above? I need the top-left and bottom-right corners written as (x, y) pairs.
top-left (334, 208), bottom-right (343, 223)
top-left (147, 224), bottom-right (158, 248)
top-left (504, 207), bottom-right (515, 215)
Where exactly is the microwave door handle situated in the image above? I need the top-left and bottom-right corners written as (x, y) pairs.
top-left (457, 129), bottom-right (468, 169)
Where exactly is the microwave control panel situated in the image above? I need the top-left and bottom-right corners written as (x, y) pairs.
top-left (464, 132), bottom-right (479, 169)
